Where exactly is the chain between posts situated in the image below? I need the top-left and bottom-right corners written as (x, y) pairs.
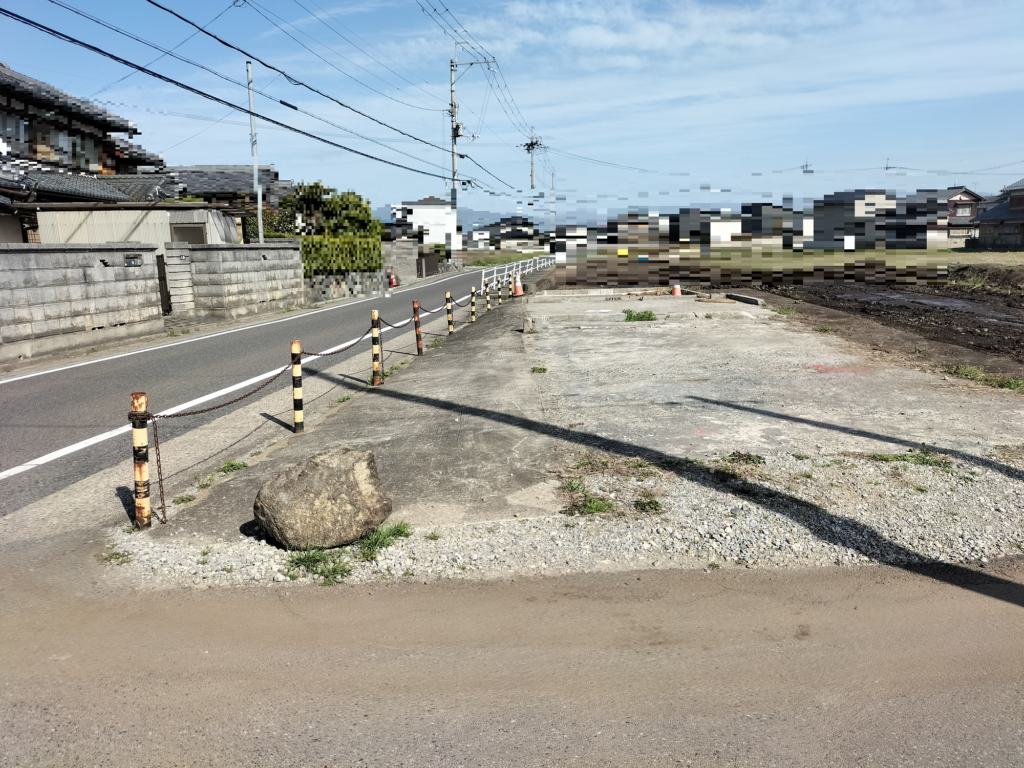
top-left (126, 262), bottom-right (539, 526)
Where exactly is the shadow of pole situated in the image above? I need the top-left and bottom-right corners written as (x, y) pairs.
top-left (682, 396), bottom-right (1024, 482)
top-left (332, 379), bottom-right (1024, 609)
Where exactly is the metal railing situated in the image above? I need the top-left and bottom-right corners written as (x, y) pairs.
top-left (479, 255), bottom-right (556, 290)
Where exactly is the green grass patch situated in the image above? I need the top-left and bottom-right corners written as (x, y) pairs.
top-left (634, 490), bottom-right (662, 513)
top-left (725, 451), bottom-right (765, 466)
top-left (575, 496), bottom-right (614, 515)
top-left (425, 529), bottom-right (441, 541)
top-left (775, 306), bottom-right (800, 315)
top-left (220, 460), bottom-right (248, 474)
top-left (197, 473), bottom-right (215, 490)
top-left (791, 453), bottom-right (810, 461)
top-left (427, 337), bottom-right (444, 349)
top-left (286, 546), bottom-right (352, 585)
top-left (818, 325), bottom-right (833, 333)
top-left (944, 364), bottom-right (1024, 391)
top-left (799, 471), bottom-right (814, 479)
top-left (337, 396), bottom-right (352, 404)
top-left (172, 494), bottom-right (195, 505)
top-left (868, 447), bottom-right (952, 471)
top-left (104, 549), bottom-right (130, 564)
top-left (707, 562), bottom-right (721, 570)
top-left (355, 521), bottom-right (412, 562)
top-left (531, 366), bottom-right (547, 373)
top-left (561, 478), bottom-right (585, 494)
top-left (914, 485), bottom-right (928, 493)
top-left (623, 309), bottom-right (657, 322)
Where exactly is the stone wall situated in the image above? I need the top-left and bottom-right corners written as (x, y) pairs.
top-left (0, 242), bottom-right (163, 363)
top-left (166, 241), bottom-right (304, 319)
top-left (383, 239), bottom-right (418, 285)
top-left (306, 270), bottom-right (386, 304)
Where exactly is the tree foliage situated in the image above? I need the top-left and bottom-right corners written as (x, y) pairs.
top-left (278, 182), bottom-right (383, 239)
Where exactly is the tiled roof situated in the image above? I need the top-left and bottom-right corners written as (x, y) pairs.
top-left (1003, 178), bottom-right (1024, 192)
top-left (111, 138), bottom-right (164, 168)
top-left (404, 196), bottom-right (451, 206)
top-left (24, 172), bottom-right (128, 203)
top-left (948, 216), bottom-right (975, 225)
top-left (0, 64), bottom-right (133, 134)
top-left (973, 200), bottom-right (1024, 222)
top-left (169, 165), bottom-right (294, 207)
top-left (100, 173), bottom-right (179, 202)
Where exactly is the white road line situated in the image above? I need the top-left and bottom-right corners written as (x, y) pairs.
top-left (0, 272), bottom-right (474, 386)
top-left (0, 325), bottom-right (381, 482)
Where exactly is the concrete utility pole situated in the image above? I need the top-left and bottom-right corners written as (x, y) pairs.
top-left (246, 61), bottom-right (264, 245)
top-left (522, 133), bottom-right (542, 189)
top-left (449, 43), bottom-right (493, 190)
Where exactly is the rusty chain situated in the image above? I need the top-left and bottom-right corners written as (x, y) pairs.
top-left (127, 271), bottom-right (520, 525)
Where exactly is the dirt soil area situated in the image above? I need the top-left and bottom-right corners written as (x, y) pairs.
top-left (757, 264), bottom-right (1024, 375)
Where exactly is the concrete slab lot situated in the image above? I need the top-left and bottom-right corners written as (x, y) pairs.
top-left (3, 278), bottom-right (1024, 767)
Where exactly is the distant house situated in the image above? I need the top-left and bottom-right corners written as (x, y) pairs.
top-left (945, 186), bottom-right (983, 245)
top-left (811, 189), bottom-right (948, 250)
top-left (390, 195), bottom-right (460, 253)
top-left (973, 178), bottom-right (1024, 248)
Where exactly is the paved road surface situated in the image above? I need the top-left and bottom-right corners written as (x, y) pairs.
top-left (0, 271), bottom-right (483, 516)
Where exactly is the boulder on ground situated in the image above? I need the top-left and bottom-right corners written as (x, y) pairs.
top-left (253, 449), bottom-right (392, 550)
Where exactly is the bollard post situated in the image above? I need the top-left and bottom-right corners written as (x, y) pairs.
top-left (371, 310), bottom-right (381, 386)
top-left (498, 275), bottom-right (503, 305)
top-left (485, 278), bottom-right (491, 311)
top-left (413, 300), bottom-right (423, 356)
top-left (129, 392), bottom-right (151, 529)
top-left (446, 291), bottom-right (454, 335)
top-left (291, 340), bottom-right (304, 433)
top-left (471, 286), bottom-right (476, 322)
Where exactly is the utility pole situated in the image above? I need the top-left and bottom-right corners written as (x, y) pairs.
top-left (522, 132), bottom-right (543, 189)
top-left (449, 44), bottom-right (494, 189)
top-left (246, 61), bottom-right (263, 244)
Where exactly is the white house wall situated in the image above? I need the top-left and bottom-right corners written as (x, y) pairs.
top-left (38, 209), bottom-right (173, 249)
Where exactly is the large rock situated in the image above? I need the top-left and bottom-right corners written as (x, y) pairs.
top-left (253, 449), bottom-right (392, 550)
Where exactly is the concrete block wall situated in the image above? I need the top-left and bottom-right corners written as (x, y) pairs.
top-left (0, 242), bottom-right (163, 363)
top-left (306, 270), bottom-right (386, 304)
top-left (383, 239), bottom-right (418, 284)
top-left (177, 241), bottom-right (304, 319)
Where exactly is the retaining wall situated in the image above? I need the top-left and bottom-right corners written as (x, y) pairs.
top-left (306, 270), bottom-right (386, 304)
top-left (165, 241), bottom-right (304, 319)
top-left (0, 242), bottom-right (163, 363)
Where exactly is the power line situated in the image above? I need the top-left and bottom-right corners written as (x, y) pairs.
top-left (242, 0), bottom-right (444, 112)
top-left (87, 0), bottom-right (237, 98)
top-left (0, 7), bottom-right (468, 183)
top-left (292, 0), bottom-right (446, 107)
top-left (46, 0), bottom-right (455, 174)
top-left (546, 147), bottom-right (654, 173)
top-left (143, 0), bottom-right (448, 147)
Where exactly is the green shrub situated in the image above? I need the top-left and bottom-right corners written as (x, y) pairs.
top-left (623, 309), bottom-right (657, 322)
top-left (301, 235), bottom-right (383, 276)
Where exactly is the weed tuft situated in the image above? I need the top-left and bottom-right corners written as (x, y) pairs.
top-left (425, 529), bottom-right (441, 541)
top-left (818, 325), bottom-right (833, 333)
top-left (869, 447), bottom-right (952, 471)
top-left (792, 453), bottom-right (810, 461)
top-left (197, 473), bottom-right (215, 490)
top-left (104, 549), bottom-right (130, 564)
top-left (914, 485), bottom-right (928, 493)
top-left (337, 396), bottom-right (352, 404)
top-left (427, 337), bottom-right (444, 349)
top-left (355, 521), bottom-right (413, 562)
top-left (220, 459), bottom-right (248, 474)
top-left (775, 306), bottom-right (800, 315)
top-left (561, 478), bottom-right (584, 494)
top-left (725, 451), bottom-right (765, 466)
top-left (707, 562), bottom-right (721, 570)
top-left (799, 471), bottom-right (814, 480)
top-left (531, 366), bottom-right (548, 373)
top-left (623, 309), bottom-right (657, 322)
top-left (944, 364), bottom-right (1024, 391)
top-left (172, 494), bottom-right (195, 505)
top-left (634, 490), bottom-right (662, 513)
top-left (286, 546), bottom-right (352, 585)
top-left (167, 331), bottom-right (177, 337)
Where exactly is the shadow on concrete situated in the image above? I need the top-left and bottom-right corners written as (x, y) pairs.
top-left (260, 412), bottom-right (293, 432)
top-left (682, 396), bottom-right (1024, 483)
top-left (329, 378), bottom-right (1024, 609)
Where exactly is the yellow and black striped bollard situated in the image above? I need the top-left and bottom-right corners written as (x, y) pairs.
top-left (498, 277), bottom-right (503, 306)
top-left (413, 299), bottom-right (423, 356)
top-left (129, 392), bottom-right (151, 528)
top-left (446, 291), bottom-right (454, 335)
top-left (471, 286), bottom-right (476, 322)
top-left (290, 340), bottom-right (304, 433)
top-left (371, 310), bottom-right (381, 386)
top-left (485, 279), bottom-right (491, 311)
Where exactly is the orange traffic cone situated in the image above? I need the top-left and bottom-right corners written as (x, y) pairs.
top-left (512, 272), bottom-right (524, 297)
top-left (671, 284), bottom-right (682, 296)
top-left (389, 268), bottom-right (398, 288)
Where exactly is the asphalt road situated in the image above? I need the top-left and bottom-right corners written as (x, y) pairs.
top-left (0, 270), bottom-right (485, 516)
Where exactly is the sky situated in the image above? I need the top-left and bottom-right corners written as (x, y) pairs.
top-left (3, 0), bottom-right (1024, 226)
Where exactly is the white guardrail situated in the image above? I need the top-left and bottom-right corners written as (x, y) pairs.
top-left (479, 255), bottom-right (556, 290)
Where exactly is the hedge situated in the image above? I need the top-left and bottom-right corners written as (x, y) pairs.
top-left (301, 235), bottom-right (382, 276)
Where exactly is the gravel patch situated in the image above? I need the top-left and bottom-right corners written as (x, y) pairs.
top-left (102, 447), bottom-right (1024, 590)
